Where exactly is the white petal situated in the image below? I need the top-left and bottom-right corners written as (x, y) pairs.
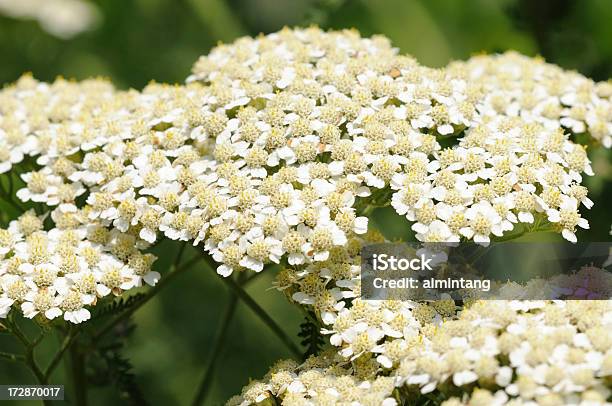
top-left (292, 292), bottom-right (315, 305)
top-left (496, 366), bottom-right (513, 387)
top-left (45, 308), bottom-right (62, 320)
top-left (453, 370), bottom-right (478, 386)
top-left (562, 229), bottom-right (577, 243)
top-left (518, 211), bottom-right (534, 223)
top-left (217, 265), bottom-right (233, 277)
top-left (21, 302), bottom-right (37, 318)
top-left (377, 355), bottom-right (393, 369)
top-left (143, 271), bottom-right (161, 286)
top-left (354, 217), bottom-right (368, 234)
top-left (96, 285), bottom-right (111, 297)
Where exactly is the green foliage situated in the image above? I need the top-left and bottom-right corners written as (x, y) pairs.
top-left (88, 319), bottom-right (149, 405)
top-left (92, 294), bottom-right (149, 321)
top-left (298, 313), bottom-right (324, 360)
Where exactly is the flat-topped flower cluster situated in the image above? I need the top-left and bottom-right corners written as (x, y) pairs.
top-left (0, 210), bottom-right (157, 323)
top-left (0, 27), bottom-right (611, 406)
top-left (227, 351), bottom-right (398, 406)
top-left (1, 28), bottom-right (607, 283)
top-left (266, 226), bottom-right (611, 405)
top-left (232, 298), bottom-right (612, 406)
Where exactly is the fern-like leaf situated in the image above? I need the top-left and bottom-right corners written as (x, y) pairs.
top-left (297, 313), bottom-right (324, 360)
top-left (92, 293), bottom-right (147, 320)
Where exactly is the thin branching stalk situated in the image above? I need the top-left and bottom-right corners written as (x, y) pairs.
top-left (198, 253), bottom-right (302, 358)
top-left (220, 274), bottom-right (302, 358)
top-left (93, 247), bottom-right (200, 340)
top-left (44, 327), bottom-right (79, 381)
top-left (6, 318), bottom-right (50, 406)
top-left (0, 351), bottom-right (24, 362)
top-left (69, 344), bottom-right (87, 406)
top-left (7, 171), bottom-right (14, 196)
top-left (190, 274), bottom-right (243, 406)
top-left (243, 270), bottom-right (265, 286)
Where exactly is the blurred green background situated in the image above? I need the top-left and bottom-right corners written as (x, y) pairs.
top-left (0, 0), bottom-right (611, 405)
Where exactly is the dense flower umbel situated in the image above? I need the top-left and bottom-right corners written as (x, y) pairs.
top-left (232, 299), bottom-right (612, 406)
top-left (0, 211), bottom-right (157, 323)
top-left (0, 24), bottom-right (609, 360)
top-left (270, 228), bottom-right (612, 405)
top-left (227, 350), bottom-right (398, 406)
top-left (272, 228), bottom-right (612, 401)
top-left (1, 29), bottom-right (607, 296)
top-left (448, 51), bottom-right (612, 149)
top-left (0, 25), bottom-right (611, 406)
top-left (394, 300), bottom-right (611, 403)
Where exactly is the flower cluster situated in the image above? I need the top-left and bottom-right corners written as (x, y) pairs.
top-left (191, 29), bottom-right (599, 246)
top-left (394, 300), bottom-right (610, 402)
top-left (245, 255), bottom-right (612, 406)
top-left (448, 51), bottom-right (612, 148)
top-left (234, 298), bottom-right (612, 406)
top-left (227, 350), bottom-right (397, 406)
top-left (0, 74), bottom-right (117, 176)
top-left (0, 210), bottom-right (157, 323)
top-left (0, 24), bottom-right (610, 406)
top-left (268, 229), bottom-right (612, 405)
top-left (274, 230), bottom-right (372, 325)
top-left (1, 29), bottom-right (608, 301)
top-left (0, 29), bottom-right (610, 403)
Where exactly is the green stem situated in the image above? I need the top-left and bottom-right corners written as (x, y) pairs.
top-left (44, 328), bottom-right (79, 381)
top-left (198, 253), bottom-right (302, 358)
top-left (243, 270), bottom-right (265, 286)
top-left (31, 329), bottom-right (48, 347)
top-left (0, 351), bottom-right (24, 362)
top-left (174, 241), bottom-right (187, 266)
top-left (494, 229), bottom-right (527, 242)
top-left (7, 319), bottom-right (47, 385)
top-left (220, 275), bottom-right (302, 359)
top-left (190, 275), bottom-right (242, 406)
top-left (5, 319), bottom-right (53, 406)
top-left (360, 204), bottom-right (378, 217)
top-left (93, 251), bottom-right (201, 340)
top-left (8, 171), bottom-right (14, 196)
top-left (68, 345), bottom-right (87, 406)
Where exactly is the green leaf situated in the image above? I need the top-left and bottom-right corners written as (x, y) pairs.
top-left (297, 312), bottom-right (324, 360)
